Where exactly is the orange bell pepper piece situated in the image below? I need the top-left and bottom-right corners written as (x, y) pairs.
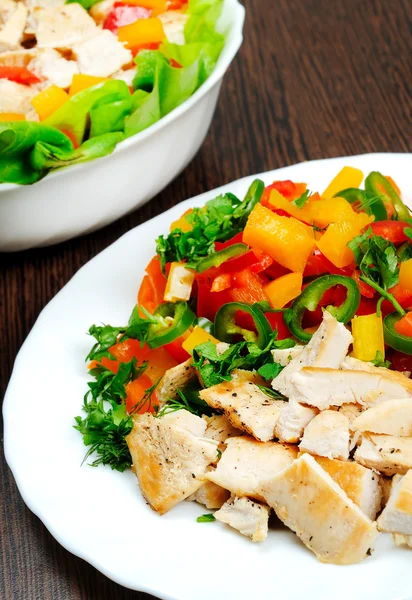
top-left (269, 189), bottom-right (354, 228)
top-left (126, 374), bottom-right (158, 414)
top-left (317, 212), bottom-right (373, 269)
top-left (69, 74), bottom-right (107, 96)
top-left (264, 273), bottom-right (303, 309)
top-left (322, 166), bottom-right (364, 199)
top-left (182, 326), bottom-right (219, 354)
top-left (399, 259), bottom-right (412, 291)
top-left (138, 255), bottom-right (167, 314)
top-left (120, 0), bottom-right (166, 15)
top-left (118, 16), bottom-right (165, 49)
top-left (0, 112), bottom-right (26, 121)
top-left (351, 313), bottom-right (385, 362)
top-left (170, 209), bottom-right (193, 233)
top-left (243, 204), bottom-right (315, 272)
top-left (395, 312), bottom-right (412, 338)
top-left (31, 85), bottom-right (69, 121)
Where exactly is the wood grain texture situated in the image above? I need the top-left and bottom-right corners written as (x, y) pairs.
top-left (1, 0), bottom-right (412, 597)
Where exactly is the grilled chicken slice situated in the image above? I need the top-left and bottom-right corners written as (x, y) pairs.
top-left (158, 10), bottom-right (188, 45)
top-left (214, 496), bottom-right (270, 542)
top-left (351, 398), bottom-right (412, 437)
top-left (299, 410), bottom-right (350, 460)
top-left (28, 47), bottom-right (78, 88)
top-left (314, 457), bottom-right (382, 520)
top-left (271, 345), bottom-right (304, 367)
top-left (260, 454), bottom-right (379, 564)
top-left (89, 0), bottom-right (115, 25)
top-left (0, 3), bottom-right (27, 51)
top-left (157, 358), bottom-right (197, 404)
top-left (204, 414), bottom-right (243, 448)
top-left (0, 48), bottom-right (36, 66)
top-left (0, 78), bottom-right (36, 114)
top-left (186, 480), bottom-right (230, 509)
top-left (393, 533), bottom-right (412, 548)
top-left (286, 367), bottom-right (412, 410)
top-left (377, 470), bottom-right (412, 534)
top-left (200, 379), bottom-right (286, 442)
top-left (206, 436), bottom-right (297, 502)
top-left (355, 434), bottom-right (412, 476)
top-left (126, 410), bottom-right (218, 515)
top-left (274, 399), bottom-right (318, 444)
top-left (73, 29), bottom-right (132, 77)
top-left (272, 311), bottom-right (353, 397)
top-left (34, 4), bottom-right (97, 48)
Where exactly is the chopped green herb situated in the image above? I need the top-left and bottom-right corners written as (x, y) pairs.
top-left (371, 350), bottom-right (391, 369)
top-left (292, 189), bottom-right (312, 209)
top-left (348, 229), bottom-right (399, 290)
top-left (197, 513), bottom-right (216, 523)
top-left (156, 383), bottom-right (215, 419)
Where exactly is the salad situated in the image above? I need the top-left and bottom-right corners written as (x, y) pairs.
top-left (0, 0), bottom-right (225, 184)
top-left (76, 167), bottom-right (412, 564)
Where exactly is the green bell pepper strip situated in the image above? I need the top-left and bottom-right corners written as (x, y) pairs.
top-left (365, 171), bottom-right (411, 221)
top-left (384, 312), bottom-right (412, 355)
top-left (285, 275), bottom-right (361, 342)
top-left (214, 302), bottom-right (273, 349)
top-left (334, 187), bottom-right (387, 221)
top-left (146, 301), bottom-right (196, 349)
top-left (195, 243), bottom-right (249, 273)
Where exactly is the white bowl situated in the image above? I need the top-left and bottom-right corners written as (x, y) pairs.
top-left (0, 0), bottom-right (245, 252)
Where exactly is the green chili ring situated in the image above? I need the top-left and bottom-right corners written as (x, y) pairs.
top-left (285, 275), bottom-right (361, 342)
top-left (147, 301), bottom-right (196, 349)
top-left (196, 243), bottom-right (249, 273)
top-left (365, 171), bottom-right (411, 221)
top-left (383, 312), bottom-right (412, 355)
top-left (214, 302), bottom-right (272, 349)
top-left (334, 187), bottom-right (387, 221)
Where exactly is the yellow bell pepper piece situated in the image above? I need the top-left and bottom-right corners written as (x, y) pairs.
top-left (121, 0), bottom-right (166, 15)
top-left (69, 74), bottom-right (107, 97)
top-left (170, 209), bottom-right (193, 233)
top-left (400, 259), bottom-right (412, 290)
top-left (322, 166), bottom-right (364, 199)
top-left (269, 190), bottom-right (355, 229)
top-left (264, 273), bottom-right (303, 309)
top-left (317, 212), bottom-right (373, 268)
top-left (0, 112), bottom-right (26, 121)
top-left (118, 16), bottom-right (165, 49)
top-left (164, 262), bottom-right (196, 302)
top-left (182, 326), bottom-right (219, 354)
top-left (31, 85), bottom-right (69, 121)
top-left (243, 204), bottom-right (315, 272)
top-left (352, 313), bottom-right (385, 362)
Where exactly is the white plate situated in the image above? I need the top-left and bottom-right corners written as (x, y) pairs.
top-left (0, 0), bottom-right (245, 252)
top-left (4, 153), bottom-right (412, 600)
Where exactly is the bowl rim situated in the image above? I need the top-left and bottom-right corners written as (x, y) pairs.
top-left (0, 0), bottom-right (245, 193)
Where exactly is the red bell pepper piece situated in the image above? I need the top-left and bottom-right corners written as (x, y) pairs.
top-left (167, 0), bottom-right (188, 9)
top-left (369, 221), bottom-right (412, 245)
top-left (214, 232), bottom-right (244, 251)
top-left (163, 337), bottom-right (190, 363)
top-left (211, 272), bottom-right (232, 292)
top-left (0, 66), bottom-right (41, 85)
top-left (265, 311), bottom-right (291, 340)
top-left (352, 269), bottom-right (375, 298)
top-left (219, 249), bottom-right (273, 275)
top-left (132, 42), bottom-right (161, 56)
top-left (104, 2), bottom-right (151, 35)
top-left (303, 249), bottom-right (354, 278)
top-left (230, 268), bottom-right (268, 304)
top-left (394, 312), bottom-right (412, 337)
top-left (137, 255), bottom-right (167, 314)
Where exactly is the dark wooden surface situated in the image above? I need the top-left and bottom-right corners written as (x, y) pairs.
top-left (1, 0), bottom-right (412, 598)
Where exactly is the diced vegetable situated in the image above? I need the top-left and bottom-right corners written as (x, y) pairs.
top-left (126, 374), bottom-right (158, 414)
top-left (118, 16), bottom-right (166, 49)
top-left (31, 86), bottom-right (70, 121)
top-left (322, 166), bottom-right (364, 199)
top-left (0, 113), bottom-right (26, 121)
top-left (352, 313), bottom-right (385, 362)
top-left (243, 204), bottom-right (315, 272)
top-left (164, 262), bottom-right (196, 302)
top-left (0, 66), bottom-right (41, 85)
top-left (316, 212), bottom-right (373, 268)
top-left (264, 273), bottom-right (302, 309)
top-left (370, 221), bottom-right (411, 245)
top-left (384, 312), bottom-right (412, 355)
top-left (138, 256), bottom-right (167, 314)
top-left (123, 0), bottom-right (166, 15)
top-left (147, 301), bottom-right (196, 348)
top-left (69, 74), bottom-right (108, 96)
top-left (394, 312), bottom-right (412, 338)
top-left (170, 209), bottom-right (193, 233)
top-left (214, 302), bottom-right (273, 348)
top-left (365, 171), bottom-right (410, 221)
top-left (104, 3), bottom-right (151, 35)
top-left (399, 259), bottom-right (412, 290)
top-left (182, 326), bottom-right (219, 354)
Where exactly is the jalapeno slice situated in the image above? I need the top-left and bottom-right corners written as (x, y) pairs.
top-left (214, 302), bottom-right (272, 349)
top-left (383, 312), bottom-right (412, 355)
top-left (146, 301), bottom-right (196, 349)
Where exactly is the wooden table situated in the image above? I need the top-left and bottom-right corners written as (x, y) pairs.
top-left (1, 0), bottom-right (411, 597)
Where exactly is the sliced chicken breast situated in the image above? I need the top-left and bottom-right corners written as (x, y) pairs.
top-left (204, 414), bottom-right (243, 446)
top-left (126, 410), bottom-right (218, 514)
top-left (73, 29), bottom-right (132, 77)
top-left (34, 4), bottom-right (97, 48)
top-left (272, 311), bottom-right (353, 397)
top-left (377, 470), bottom-right (412, 534)
top-left (214, 496), bottom-right (270, 542)
top-left (299, 410), bottom-right (350, 460)
top-left (206, 436), bottom-right (297, 502)
top-left (393, 533), bottom-right (412, 548)
top-left (271, 345), bottom-right (304, 367)
top-left (0, 2), bottom-right (27, 51)
top-left (158, 10), bottom-right (188, 45)
top-left (0, 48), bottom-right (35, 66)
top-left (0, 78), bottom-right (36, 114)
top-left (186, 480), bottom-right (230, 509)
top-left (351, 398), bottom-right (412, 437)
top-left (89, 0), bottom-right (115, 25)
top-left (260, 453), bottom-right (379, 564)
top-left (274, 399), bottom-right (318, 443)
top-left (28, 47), bottom-right (78, 88)
top-left (200, 379), bottom-right (286, 442)
top-left (355, 434), bottom-right (412, 476)
top-left (157, 358), bottom-right (197, 404)
top-left (286, 367), bottom-right (412, 410)
top-left (314, 456), bottom-right (382, 520)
